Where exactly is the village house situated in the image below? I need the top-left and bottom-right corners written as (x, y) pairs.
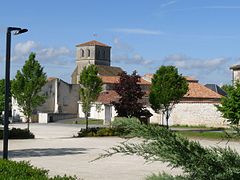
top-left (12, 78), bottom-right (79, 123)
top-left (12, 40), bottom-right (234, 127)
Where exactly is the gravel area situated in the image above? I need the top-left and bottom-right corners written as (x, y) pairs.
top-left (0, 123), bottom-right (239, 180)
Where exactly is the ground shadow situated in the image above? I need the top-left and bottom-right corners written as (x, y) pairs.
top-left (0, 147), bottom-right (90, 158)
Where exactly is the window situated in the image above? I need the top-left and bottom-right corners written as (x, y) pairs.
top-left (87, 49), bottom-right (90, 57)
top-left (81, 49), bottom-right (84, 57)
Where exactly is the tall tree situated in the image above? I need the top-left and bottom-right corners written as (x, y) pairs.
top-left (149, 66), bottom-right (188, 128)
top-left (79, 65), bottom-right (102, 130)
top-left (0, 79), bottom-right (5, 114)
top-left (217, 82), bottom-right (240, 126)
top-left (221, 84), bottom-right (234, 94)
top-left (113, 71), bottom-right (151, 123)
top-left (12, 53), bottom-right (47, 131)
top-left (0, 79), bottom-right (12, 122)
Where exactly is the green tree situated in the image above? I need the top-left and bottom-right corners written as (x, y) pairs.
top-left (217, 82), bottom-right (240, 126)
top-left (12, 53), bottom-right (47, 131)
top-left (79, 65), bottom-right (102, 130)
top-left (98, 118), bottom-right (240, 179)
top-left (0, 79), bottom-right (5, 114)
top-left (221, 84), bottom-right (234, 94)
top-left (149, 66), bottom-right (188, 128)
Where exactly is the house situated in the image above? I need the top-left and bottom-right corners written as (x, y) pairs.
top-left (205, 84), bottom-right (227, 96)
top-left (143, 75), bottom-right (226, 127)
top-left (74, 40), bottom-right (227, 127)
top-left (78, 76), bottom-right (150, 124)
top-left (12, 78), bottom-right (80, 123)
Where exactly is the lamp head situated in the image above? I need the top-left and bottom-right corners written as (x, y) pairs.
top-left (14, 28), bottom-right (28, 35)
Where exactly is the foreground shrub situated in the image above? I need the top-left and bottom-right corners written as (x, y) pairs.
top-left (0, 159), bottom-right (76, 180)
top-left (97, 119), bottom-right (240, 179)
top-left (77, 127), bottom-right (117, 137)
top-left (0, 128), bottom-right (35, 139)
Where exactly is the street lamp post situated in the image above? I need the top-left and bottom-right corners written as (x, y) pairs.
top-left (3, 27), bottom-right (28, 160)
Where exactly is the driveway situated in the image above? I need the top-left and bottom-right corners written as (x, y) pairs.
top-left (1, 123), bottom-right (239, 180)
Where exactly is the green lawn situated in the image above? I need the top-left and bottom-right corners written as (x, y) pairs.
top-left (176, 130), bottom-right (240, 140)
top-left (64, 119), bottom-right (103, 125)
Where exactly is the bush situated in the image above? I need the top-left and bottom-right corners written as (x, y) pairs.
top-left (0, 128), bottom-right (35, 139)
top-left (77, 127), bottom-right (116, 137)
top-left (0, 159), bottom-right (76, 180)
top-left (98, 118), bottom-right (240, 179)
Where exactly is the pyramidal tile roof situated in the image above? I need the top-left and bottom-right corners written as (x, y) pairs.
top-left (143, 74), bottom-right (222, 99)
top-left (76, 40), bottom-right (110, 47)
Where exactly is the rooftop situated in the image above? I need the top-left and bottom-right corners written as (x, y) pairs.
top-left (100, 76), bottom-right (151, 85)
top-left (76, 40), bottom-right (110, 47)
top-left (230, 64), bottom-right (240, 70)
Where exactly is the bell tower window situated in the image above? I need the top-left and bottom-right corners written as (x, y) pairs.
top-left (81, 49), bottom-right (84, 57)
top-left (87, 49), bottom-right (90, 57)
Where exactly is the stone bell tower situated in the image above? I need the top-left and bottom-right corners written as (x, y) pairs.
top-left (71, 40), bottom-right (111, 84)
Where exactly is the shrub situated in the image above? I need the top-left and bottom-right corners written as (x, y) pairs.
top-left (98, 119), bottom-right (240, 179)
top-left (0, 128), bottom-right (35, 139)
top-left (0, 159), bottom-right (76, 180)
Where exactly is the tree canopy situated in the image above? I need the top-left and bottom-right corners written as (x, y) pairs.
top-left (149, 66), bottom-right (188, 128)
top-left (79, 64), bottom-right (102, 130)
top-left (12, 53), bottom-right (47, 131)
top-left (217, 82), bottom-right (240, 126)
top-left (113, 71), bottom-right (151, 124)
top-left (0, 79), bottom-right (5, 114)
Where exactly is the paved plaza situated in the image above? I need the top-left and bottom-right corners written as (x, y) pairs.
top-left (1, 123), bottom-right (240, 180)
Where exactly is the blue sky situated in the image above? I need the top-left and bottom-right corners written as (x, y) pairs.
top-left (1, 0), bottom-right (240, 85)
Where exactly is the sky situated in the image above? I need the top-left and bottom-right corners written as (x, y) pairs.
top-left (1, 0), bottom-right (240, 85)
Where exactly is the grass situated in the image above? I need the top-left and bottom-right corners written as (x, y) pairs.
top-left (64, 119), bottom-right (103, 125)
top-left (171, 124), bottom-right (226, 130)
top-left (176, 130), bottom-right (240, 140)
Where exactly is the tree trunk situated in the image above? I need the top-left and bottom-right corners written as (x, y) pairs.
top-left (85, 113), bottom-right (89, 131)
top-left (166, 110), bottom-right (169, 129)
top-left (27, 116), bottom-right (30, 132)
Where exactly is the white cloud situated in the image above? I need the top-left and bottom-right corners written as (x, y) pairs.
top-left (160, 0), bottom-right (177, 8)
top-left (113, 53), bottom-right (152, 65)
top-left (203, 6), bottom-right (240, 9)
top-left (110, 28), bottom-right (163, 35)
top-left (113, 37), bottom-right (134, 52)
top-left (14, 41), bottom-right (38, 55)
top-left (112, 38), bottom-right (153, 66)
top-left (163, 54), bottom-right (228, 70)
top-left (12, 41), bottom-right (73, 66)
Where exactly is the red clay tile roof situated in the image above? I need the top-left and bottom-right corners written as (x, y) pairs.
top-left (47, 77), bottom-right (57, 81)
top-left (97, 90), bottom-right (119, 104)
top-left (100, 76), bottom-right (151, 85)
top-left (76, 40), bottom-right (110, 47)
top-left (184, 81), bottom-right (222, 99)
top-left (143, 73), bottom-right (222, 100)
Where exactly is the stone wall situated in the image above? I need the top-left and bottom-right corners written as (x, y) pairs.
top-left (149, 102), bottom-right (227, 127)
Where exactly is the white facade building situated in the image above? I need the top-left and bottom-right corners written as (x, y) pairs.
top-left (12, 78), bottom-right (79, 123)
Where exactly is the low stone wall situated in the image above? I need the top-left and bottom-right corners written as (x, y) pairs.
top-left (39, 113), bottom-right (77, 123)
top-left (149, 102), bottom-right (227, 127)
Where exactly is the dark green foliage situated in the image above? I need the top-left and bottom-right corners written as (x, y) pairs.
top-left (98, 118), bottom-right (240, 179)
top-left (221, 84), bottom-right (234, 94)
top-left (0, 79), bottom-right (12, 115)
top-left (77, 127), bottom-right (116, 137)
top-left (0, 79), bottom-right (5, 114)
top-left (79, 65), bottom-right (102, 130)
top-left (149, 66), bottom-right (188, 128)
top-left (146, 172), bottom-right (186, 180)
top-left (12, 53), bottom-right (47, 131)
top-left (0, 159), bottom-right (76, 180)
top-left (217, 82), bottom-right (240, 125)
top-left (0, 128), bottom-right (35, 139)
top-left (113, 71), bottom-right (152, 123)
